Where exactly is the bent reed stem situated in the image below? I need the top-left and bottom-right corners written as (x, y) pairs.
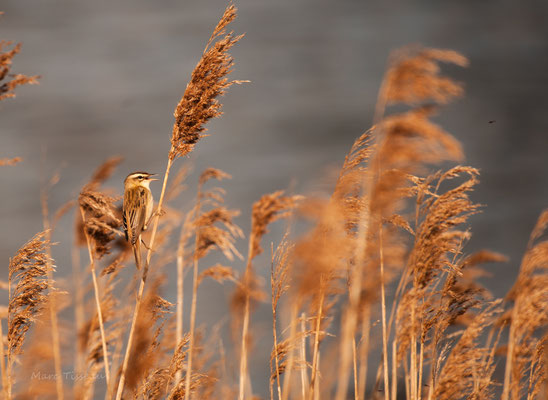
top-left (79, 208), bottom-right (111, 390)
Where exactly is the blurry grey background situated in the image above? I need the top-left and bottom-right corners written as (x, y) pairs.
top-left (1, 0), bottom-right (547, 397)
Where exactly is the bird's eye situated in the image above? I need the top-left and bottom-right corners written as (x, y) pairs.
top-left (138, 175), bottom-right (143, 180)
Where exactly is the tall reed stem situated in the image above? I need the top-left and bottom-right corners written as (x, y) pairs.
top-left (334, 203), bottom-right (369, 400)
top-left (379, 223), bottom-right (389, 400)
top-left (410, 304), bottom-right (417, 400)
top-left (352, 337), bottom-right (359, 400)
top-left (115, 157), bottom-right (173, 400)
top-left (391, 339), bottom-right (397, 400)
top-left (309, 288), bottom-right (325, 399)
top-left (71, 239), bottom-right (85, 380)
top-left (238, 234), bottom-right (256, 400)
top-left (502, 303), bottom-right (518, 400)
top-left (300, 313), bottom-right (309, 399)
top-left (79, 208), bottom-right (111, 389)
top-left (282, 303), bottom-right (299, 400)
top-left (0, 317), bottom-right (8, 399)
top-left (184, 252), bottom-right (200, 400)
top-left (7, 276), bottom-right (12, 399)
top-left (271, 260), bottom-right (283, 400)
top-left (42, 195), bottom-right (64, 400)
top-left (174, 222), bottom-right (186, 387)
top-left (185, 178), bottom-right (205, 400)
top-left (357, 307), bottom-right (370, 400)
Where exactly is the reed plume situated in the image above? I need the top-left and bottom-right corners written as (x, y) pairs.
top-left (7, 231), bottom-right (56, 398)
top-left (234, 191), bottom-right (299, 400)
top-left (185, 167), bottom-right (242, 400)
top-left (270, 237), bottom-right (293, 400)
top-left (0, 40), bottom-right (39, 101)
top-left (336, 46), bottom-right (468, 400)
top-left (502, 209), bottom-right (548, 400)
top-left (169, 4), bottom-right (243, 161)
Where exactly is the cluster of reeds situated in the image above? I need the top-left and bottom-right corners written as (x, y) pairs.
top-left (2, 4), bottom-right (547, 400)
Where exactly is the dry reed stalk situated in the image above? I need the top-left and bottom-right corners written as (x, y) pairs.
top-left (352, 336), bottom-right (358, 400)
top-left (235, 191), bottom-right (299, 400)
top-left (186, 168), bottom-right (242, 400)
top-left (0, 314), bottom-right (7, 399)
top-left (291, 195), bottom-right (354, 400)
top-left (337, 46), bottom-right (469, 400)
top-left (175, 211), bottom-right (193, 385)
top-left (124, 280), bottom-right (173, 396)
top-left (357, 307), bottom-right (370, 400)
top-left (78, 187), bottom-right (123, 391)
top-left (167, 326), bottom-right (221, 399)
top-left (299, 313), bottom-right (309, 399)
top-left (502, 209), bottom-right (548, 400)
top-left (7, 231), bottom-right (55, 398)
top-left (270, 238), bottom-right (293, 400)
top-left (433, 301), bottom-right (502, 399)
top-left (142, 333), bottom-right (191, 399)
top-left (115, 6), bottom-right (242, 398)
top-left (330, 130), bottom-right (375, 400)
top-left (394, 167), bottom-right (507, 400)
top-left (17, 298), bottom-right (67, 399)
top-left (75, 160), bottom-right (124, 397)
top-left (168, 165), bottom-right (192, 386)
top-left (72, 224), bottom-right (85, 379)
top-left (78, 271), bottom-right (119, 400)
top-left (39, 174), bottom-right (64, 400)
top-left (395, 170), bottom-right (472, 384)
top-left (281, 303), bottom-right (299, 400)
top-left (78, 210), bottom-right (111, 390)
top-left (309, 288), bottom-right (325, 400)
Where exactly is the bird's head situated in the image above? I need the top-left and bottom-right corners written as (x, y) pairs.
top-left (124, 171), bottom-right (158, 189)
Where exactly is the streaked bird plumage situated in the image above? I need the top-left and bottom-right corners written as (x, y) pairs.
top-left (123, 171), bottom-right (156, 269)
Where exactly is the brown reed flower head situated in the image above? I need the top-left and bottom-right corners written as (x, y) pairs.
top-left (75, 157), bottom-right (124, 247)
top-left (8, 230), bottom-right (55, 357)
top-left (433, 301), bottom-right (502, 400)
top-left (79, 188), bottom-right (122, 258)
top-left (0, 156), bottom-right (22, 166)
top-left (169, 4), bottom-right (244, 160)
top-left (0, 40), bottom-right (39, 101)
top-left (379, 107), bottom-right (463, 168)
top-left (396, 167), bottom-right (483, 361)
top-left (194, 167), bottom-right (243, 261)
top-left (293, 198), bottom-right (352, 299)
top-left (385, 46), bottom-right (468, 105)
top-left (141, 333), bottom-right (191, 399)
top-left (197, 264), bottom-right (236, 286)
top-left (249, 191), bottom-right (301, 261)
top-left (503, 209), bottom-right (548, 397)
top-left (195, 207), bottom-right (243, 261)
top-left (86, 155), bottom-right (124, 191)
top-left (333, 129), bottom-right (375, 234)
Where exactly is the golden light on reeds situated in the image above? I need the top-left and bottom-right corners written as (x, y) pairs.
top-left (2, 6), bottom-right (548, 400)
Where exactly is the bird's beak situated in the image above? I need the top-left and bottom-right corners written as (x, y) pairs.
top-left (148, 174), bottom-right (159, 181)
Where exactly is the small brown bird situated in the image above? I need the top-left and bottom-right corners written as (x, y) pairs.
top-left (123, 171), bottom-right (157, 269)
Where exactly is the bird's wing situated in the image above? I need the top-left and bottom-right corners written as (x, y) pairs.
top-left (123, 187), bottom-right (148, 245)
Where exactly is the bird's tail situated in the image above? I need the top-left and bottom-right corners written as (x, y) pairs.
top-left (132, 239), bottom-right (142, 270)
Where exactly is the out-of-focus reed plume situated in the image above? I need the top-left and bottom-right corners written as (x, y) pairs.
top-left (0, 39), bottom-right (39, 102)
top-left (7, 231), bottom-right (56, 397)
